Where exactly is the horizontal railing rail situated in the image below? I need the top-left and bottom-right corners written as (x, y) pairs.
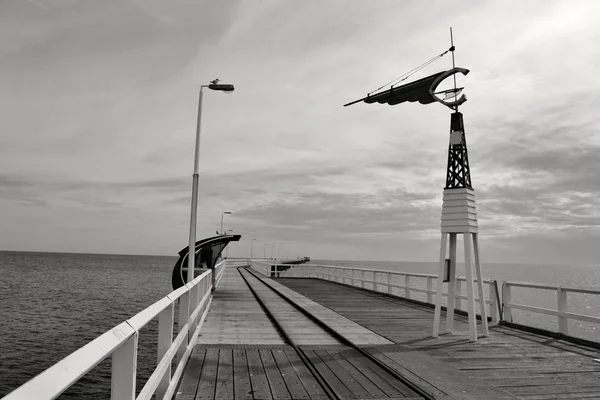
top-left (3, 260), bottom-right (229, 400)
top-left (502, 281), bottom-right (600, 335)
top-left (249, 261), bottom-right (500, 323)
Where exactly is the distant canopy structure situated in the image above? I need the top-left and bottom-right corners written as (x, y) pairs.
top-left (171, 234), bottom-right (241, 290)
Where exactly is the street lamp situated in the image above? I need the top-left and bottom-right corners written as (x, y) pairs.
top-left (187, 79), bottom-right (235, 283)
top-left (250, 239), bottom-right (256, 258)
top-left (264, 243), bottom-right (268, 259)
top-left (220, 211), bottom-right (232, 235)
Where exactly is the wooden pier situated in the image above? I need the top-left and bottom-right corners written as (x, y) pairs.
top-left (174, 266), bottom-right (600, 400)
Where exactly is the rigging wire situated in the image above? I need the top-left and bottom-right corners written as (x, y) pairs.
top-left (367, 47), bottom-right (453, 96)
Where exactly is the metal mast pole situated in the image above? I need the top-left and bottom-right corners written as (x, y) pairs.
top-left (450, 27), bottom-right (458, 111)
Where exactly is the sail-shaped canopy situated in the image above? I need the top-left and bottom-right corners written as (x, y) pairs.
top-left (344, 67), bottom-right (469, 108)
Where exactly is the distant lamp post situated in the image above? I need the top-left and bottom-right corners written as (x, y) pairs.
top-left (271, 245), bottom-right (275, 260)
top-left (220, 211), bottom-right (232, 235)
top-left (187, 79), bottom-right (235, 284)
top-left (225, 230), bottom-right (233, 259)
top-left (251, 239), bottom-right (256, 258)
top-left (264, 243), bottom-right (268, 259)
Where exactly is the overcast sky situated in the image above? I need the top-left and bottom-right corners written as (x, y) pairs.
top-left (1, 0), bottom-right (599, 264)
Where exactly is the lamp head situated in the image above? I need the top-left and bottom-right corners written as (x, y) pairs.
top-left (208, 83), bottom-right (235, 93)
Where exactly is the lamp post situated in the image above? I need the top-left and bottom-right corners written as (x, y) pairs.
top-left (187, 79), bottom-right (235, 284)
top-left (220, 211), bottom-right (232, 235)
top-left (271, 245), bottom-right (275, 260)
top-left (250, 239), bottom-right (256, 258)
top-left (264, 243), bottom-right (268, 259)
top-left (225, 230), bottom-right (233, 259)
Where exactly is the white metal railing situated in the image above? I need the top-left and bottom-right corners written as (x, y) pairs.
top-left (502, 281), bottom-right (600, 335)
top-left (3, 260), bottom-right (229, 400)
top-left (249, 261), bottom-right (500, 323)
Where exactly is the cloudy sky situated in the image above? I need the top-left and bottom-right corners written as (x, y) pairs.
top-left (1, 0), bottom-right (599, 264)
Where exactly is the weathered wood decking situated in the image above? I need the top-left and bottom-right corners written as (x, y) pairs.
top-left (175, 267), bottom-right (600, 400)
top-left (279, 278), bottom-right (600, 399)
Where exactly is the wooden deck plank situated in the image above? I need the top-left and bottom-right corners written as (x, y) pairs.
top-left (233, 349), bottom-right (253, 400)
top-left (215, 349), bottom-right (234, 400)
top-left (197, 268), bottom-right (284, 345)
top-left (246, 349), bottom-right (272, 400)
top-left (302, 349), bottom-right (355, 399)
top-left (313, 349), bottom-right (372, 399)
top-left (282, 348), bottom-right (328, 399)
top-left (197, 347), bottom-right (219, 400)
top-left (175, 347), bottom-right (206, 400)
top-left (323, 348), bottom-right (388, 398)
top-left (271, 348), bottom-right (310, 399)
top-left (367, 346), bottom-right (515, 399)
top-left (239, 268), bottom-right (340, 346)
top-left (260, 349), bottom-right (291, 400)
top-left (255, 275), bottom-right (392, 346)
top-left (334, 348), bottom-right (408, 399)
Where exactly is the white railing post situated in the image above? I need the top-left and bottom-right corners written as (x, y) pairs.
top-left (156, 302), bottom-right (174, 399)
top-left (191, 282), bottom-right (200, 331)
top-left (387, 273), bottom-right (392, 294)
top-left (558, 286), bottom-right (568, 335)
top-left (489, 281), bottom-right (499, 324)
top-left (177, 291), bottom-right (191, 361)
top-left (455, 280), bottom-right (462, 310)
top-left (502, 282), bottom-right (512, 322)
top-left (361, 270), bottom-right (365, 288)
top-left (405, 275), bottom-right (411, 299)
top-left (111, 332), bottom-right (138, 400)
top-left (427, 277), bottom-right (433, 303)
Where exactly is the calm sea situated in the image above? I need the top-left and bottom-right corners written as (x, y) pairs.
top-left (1, 251), bottom-right (599, 398)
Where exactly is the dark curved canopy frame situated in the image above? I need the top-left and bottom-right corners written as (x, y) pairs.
top-left (171, 234), bottom-right (241, 290)
top-left (344, 67), bottom-right (469, 109)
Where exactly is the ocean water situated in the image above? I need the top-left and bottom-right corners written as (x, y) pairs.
top-left (0, 251), bottom-right (176, 399)
top-left (1, 252), bottom-right (599, 398)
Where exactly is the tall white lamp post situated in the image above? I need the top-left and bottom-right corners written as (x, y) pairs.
top-left (187, 79), bottom-right (235, 283)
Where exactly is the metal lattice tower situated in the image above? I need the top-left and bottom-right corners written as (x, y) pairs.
top-left (445, 111), bottom-right (472, 189)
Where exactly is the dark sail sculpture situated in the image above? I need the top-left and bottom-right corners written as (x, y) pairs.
top-left (345, 33), bottom-right (488, 342)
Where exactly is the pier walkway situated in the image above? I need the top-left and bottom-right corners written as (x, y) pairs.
top-left (175, 265), bottom-right (600, 400)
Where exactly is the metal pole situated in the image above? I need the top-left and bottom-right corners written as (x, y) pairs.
top-left (220, 213), bottom-right (224, 235)
top-left (450, 27), bottom-right (458, 111)
top-left (264, 243), bottom-right (268, 259)
top-left (271, 245), bottom-right (274, 259)
top-left (187, 86), bottom-right (205, 283)
top-left (251, 239), bottom-right (255, 258)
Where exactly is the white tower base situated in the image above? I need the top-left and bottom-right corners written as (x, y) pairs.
top-left (432, 188), bottom-right (489, 342)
